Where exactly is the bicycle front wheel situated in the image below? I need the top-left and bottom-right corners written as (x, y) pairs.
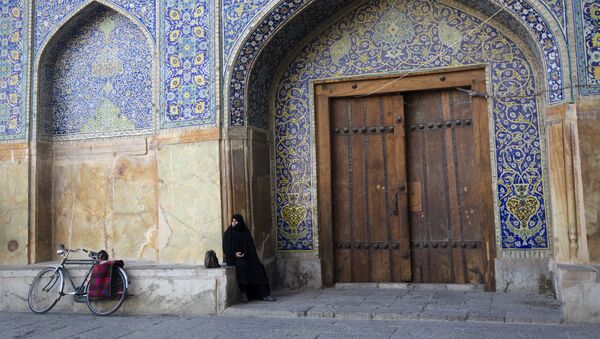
top-left (86, 266), bottom-right (127, 316)
top-left (28, 267), bottom-right (64, 314)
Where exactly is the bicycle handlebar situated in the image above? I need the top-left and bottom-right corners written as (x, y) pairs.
top-left (56, 243), bottom-right (97, 259)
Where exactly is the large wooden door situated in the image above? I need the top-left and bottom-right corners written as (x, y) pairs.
top-left (405, 88), bottom-right (493, 286)
top-left (330, 94), bottom-right (412, 283)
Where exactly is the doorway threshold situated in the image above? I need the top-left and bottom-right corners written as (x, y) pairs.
top-left (335, 282), bottom-right (484, 291)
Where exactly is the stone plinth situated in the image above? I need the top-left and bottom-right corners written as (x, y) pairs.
top-left (0, 264), bottom-right (238, 315)
top-left (553, 263), bottom-right (600, 324)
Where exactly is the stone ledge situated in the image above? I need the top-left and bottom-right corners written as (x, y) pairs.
top-left (0, 264), bottom-right (238, 316)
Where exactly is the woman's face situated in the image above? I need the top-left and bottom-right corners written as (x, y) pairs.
top-left (231, 218), bottom-right (238, 226)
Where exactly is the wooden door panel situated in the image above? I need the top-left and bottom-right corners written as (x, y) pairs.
top-left (350, 98), bottom-right (369, 282)
top-left (406, 88), bottom-right (490, 285)
top-left (331, 98), bottom-right (352, 282)
top-left (331, 94), bottom-right (410, 283)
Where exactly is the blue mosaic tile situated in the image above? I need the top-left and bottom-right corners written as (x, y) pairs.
top-left (541, 0), bottom-right (566, 30)
top-left (574, 0), bottom-right (600, 95)
top-left (38, 9), bottom-right (153, 138)
top-left (228, 0), bottom-right (565, 129)
top-left (35, 0), bottom-right (156, 54)
top-left (160, 0), bottom-right (215, 127)
top-left (498, 0), bottom-right (563, 103)
top-left (222, 0), bottom-right (272, 61)
top-left (272, 0), bottom-right (548, 251)
top-left (0, 0), bottom-right (26, 141)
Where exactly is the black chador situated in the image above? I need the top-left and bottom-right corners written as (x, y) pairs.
top-left (223, 214), bottom-right (274, 301)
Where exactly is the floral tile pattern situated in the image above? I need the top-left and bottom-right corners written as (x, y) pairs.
top-left (38, 9), bottom-right (153, 139)
top-left (35, 0), bottom-right (156, 54)
top-left (574, 0), bottom-right (600, 95)
top-left (0, 0), bottom-right (26, 141)
top-left (228, 0), bottom-right (565, 129)
top-left (273, 0), bottom-right (548, 251)
top-left (222, 0), bottom-right (272, 61)
top-left (161, 0), bottom-right (215, 127)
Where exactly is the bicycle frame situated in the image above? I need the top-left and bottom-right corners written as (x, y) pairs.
top-left (55, 249), bottom-right (98, 297)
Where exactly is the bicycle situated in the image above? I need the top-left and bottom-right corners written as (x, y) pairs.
top-left (27, 243), bottom-right (128, 316)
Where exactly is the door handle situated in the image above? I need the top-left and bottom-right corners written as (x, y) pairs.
top-left (394, 193), bottom-right (399, 215)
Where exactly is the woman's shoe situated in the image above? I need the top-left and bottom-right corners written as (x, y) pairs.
top-left (262, 295), bottom-right (276, 302)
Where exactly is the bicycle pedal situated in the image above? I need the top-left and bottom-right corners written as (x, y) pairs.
top-left (73, 294), bottom-right (87, 303)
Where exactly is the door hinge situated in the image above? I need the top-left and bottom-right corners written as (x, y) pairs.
top-left (457, 87), bottom-right (488, 98)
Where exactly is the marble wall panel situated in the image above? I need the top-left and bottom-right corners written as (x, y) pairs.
top-left (157, 141), bottom-right (222, 263)
top-left (0, 0), bottom-right (27, 141)
top-left (112, 157), bottom-right (158, 261)
top-left (51, 151), bottom-right (159, 261)
top-left (274, 0), bottom-right (548, 251)
top-left (0, 158), bottom-right (28, 264)
top-left (53, 161), bottom-right (113, 254)
top-left (574, 0), bottom-right (600, 95)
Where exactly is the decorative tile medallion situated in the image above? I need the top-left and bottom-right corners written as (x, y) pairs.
top-left (228, 0), bottom-right (564, 129)
top-left (272, 0), bottom-right (548, 251)
top-left (161, 0), bottom-right (215, 127)
top-left (0, 0), bottom-right (26, 141)
top-left (38, 9), bottom-right (153, 139)
top-left (35, 0), bottom-right (156, 54)
top-left (222, 0), bottom-right (272, 60)
top-left (574, 0), bottom-right (600, 95)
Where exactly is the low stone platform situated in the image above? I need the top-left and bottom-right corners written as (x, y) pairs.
top-left (222, 284), bottom-right (564, 324)
top-left (0, 263), bottom-right (238, 315)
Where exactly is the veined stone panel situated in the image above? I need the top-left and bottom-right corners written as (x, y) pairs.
top-left (38, 8), bottom-right (153, 140)
top-left (50, 140), bottom-right (159, 262)
top-left (157, 141), bottom-right (222, 263)
top-left (0, 0), bottom-right (27, 141)
top-left (0, 157), bottom-right (28, 264)
top-left (53, 160), bottom-right (114, 255)
top-left (273, 0), bottom-right (548, 252)
top-left (112, 156), bottom-right (159, 261)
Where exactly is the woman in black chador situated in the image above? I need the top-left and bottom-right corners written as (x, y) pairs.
top-left (223, 214), bottom-right (275, 302)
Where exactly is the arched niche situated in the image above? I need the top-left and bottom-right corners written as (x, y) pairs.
top-left (223, 0), bottom-right (576, 289)
top-left (32, 2), bottom-right (155, 262)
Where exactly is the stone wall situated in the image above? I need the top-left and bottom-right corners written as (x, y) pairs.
top-left (0, 144), bottom-right (28, 264)
top-left (578, 97), bottom-right (600, 263)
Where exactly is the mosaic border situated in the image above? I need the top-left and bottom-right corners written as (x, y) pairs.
top-left (159, 0), bottom-right (217, 128)
top-left (0, 0), bottom-right (28, 141)
top-left (573, 0), bottom-right (600, 96)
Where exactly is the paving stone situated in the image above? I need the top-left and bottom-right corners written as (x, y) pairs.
top-left (467, 309), bottom-right (506, 323)
top-left (420, 308), bottom-right (469, 321)
top-left (306, 306), bottom-right (335, 318)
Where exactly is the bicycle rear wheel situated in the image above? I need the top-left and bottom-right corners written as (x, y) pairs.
top-left (86, 266), bottom-right (127, 316)
top-left (28, 267), bottom-right (64, 314)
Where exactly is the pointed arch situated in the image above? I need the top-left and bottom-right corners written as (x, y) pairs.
top-left (225, 0), bottom-right (569, 128)
top-left (32, 0), bottom-right (157, 140)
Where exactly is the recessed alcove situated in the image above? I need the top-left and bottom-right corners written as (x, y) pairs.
top-left (34, 3), bottom-right (154, 262)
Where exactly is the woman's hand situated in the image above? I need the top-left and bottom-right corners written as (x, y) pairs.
top-left (235, 252), bottom-right (245, 258)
